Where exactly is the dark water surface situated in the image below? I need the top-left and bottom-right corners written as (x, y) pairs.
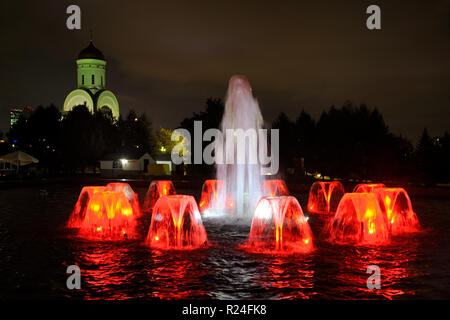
top-left (1, 184), bottom-right (449, 299)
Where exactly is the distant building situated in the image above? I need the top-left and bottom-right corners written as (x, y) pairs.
top-left (10, 106), bottom-right (33, 128)
top-left (100, 150), bottom-right (173, 177)
top-left (63, 37), bottom-right (120, 119)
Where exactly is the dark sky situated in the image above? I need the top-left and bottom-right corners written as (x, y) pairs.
top-left (1, 0), bottom-right (449, 141)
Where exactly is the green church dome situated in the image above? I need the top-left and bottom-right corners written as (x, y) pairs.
top-left (78, 41), bottom-right (105, 60)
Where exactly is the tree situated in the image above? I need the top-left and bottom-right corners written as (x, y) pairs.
top-left (272, 112), bottom-right (296, 172)
top-left (118, 110), bottom-right (156, 157)
top-left (179, 97), bottom-right (224, 175)
top-left (294, 110), bottom-right (316, 169)
top-left (415, 127), bottom-right (439, 182)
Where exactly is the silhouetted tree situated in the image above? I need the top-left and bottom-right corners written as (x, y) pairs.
top-left (118, 110), bottom-right (156, 157)
top-left (179, 97), bottom-right (224, 175)
top-left (272, 112), bottom-right (296, 172)
top-left (294, 110), bottom-right (316, 169)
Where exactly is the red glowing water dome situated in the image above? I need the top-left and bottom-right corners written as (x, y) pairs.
top-left (307, 181), bottom-right (345, 214)
top-left (106, 182), bottom-right (141, 217)
top-left (262, 179), bottom-right (289, 197)
top-left (145, 195), bottom-right (208, 250)
top-left (353, 183), bottom-right (386, 193)
top-left (372, 188), bottom-right (420, 235)
top-left (68, 186), bottom-right (107, 228)
top-left (198, 179), bottom-right (233, 214)
top-left (143, 180), bottom-right (176, 214)
top-left (327, 193), bottom-right (389, 245)
top-left (78, 191), bottom-right (138, 240)
top-left (247, 196), bottom-right (313, 253)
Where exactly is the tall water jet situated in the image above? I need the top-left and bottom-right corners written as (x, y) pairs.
top-left (216, 75), bottom-right (265, 219)
top-left (145, 195), bottom-right (208, 250)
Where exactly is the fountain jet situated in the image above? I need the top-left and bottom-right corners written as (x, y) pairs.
top-left (307, 181), bottom-right (345, 214)
top-left (68, 186), bottom-right (106, 228)
top-left (372, 187), bottom-right (420, 235)
top-left (216, 75), bottom-right (265, 219)
top-left (326, 193), bottom-right (389, 245)
top-left (106, 182), bottom-right (141, 217)
top-left (262, 179), bottom-right (289, 197)
top-left (199, 179), bottom-right (233, 215)
top-left (78, 191), bottom-right (138, 240)
top-left (145, 195), bottom-right (208, 250)
top-left (143, 180), bottom-right (176, 214)
top-left (353, 183), bottom-right (386, 193)
top-left (247, 196), bottom-right (313, 253)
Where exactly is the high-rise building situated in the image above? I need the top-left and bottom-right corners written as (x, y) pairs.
top-left (10, 106), bottom-right (33, 128)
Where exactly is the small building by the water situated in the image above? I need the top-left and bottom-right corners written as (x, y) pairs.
top-left (100, 151), bottom-right (172, 177)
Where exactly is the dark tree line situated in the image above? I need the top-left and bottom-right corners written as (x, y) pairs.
top-left (5, 105), bottom-right (156, 174)
top-left (273, 102), bottom-right (449, 183)
top-left (3, 99), bottom-right (447, 183)
top-left (179, 97), bottom-right (224, 176)
top-left (179, 99), bottom-right (449, 183)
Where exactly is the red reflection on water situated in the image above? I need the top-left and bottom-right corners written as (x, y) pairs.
top-left (68, 186), bottom-right (106, 228)
top-left (259, 257), bottom-right (316, 299)
top-left (245, 196), bottom-right (313, 253)
top-left (145, 195), bottom-right (208, 250)
top-left (143, 180), bottom-right (176, 214)
top-left (106, 182), bottom-right (141, 218)
top-left (327, 193), bottom-right (390, 245)
top-left (353, 183), bottom-right (386, 193)
top-left (198, 179), bottom-right (233, 214)
top-left (79, 246), bottom-right (134, 300)
top-left (262, 179), bottom-right (289, 197)
top-left (332, 244), bottom-right (420, 299)
top-left (372, 188), bottom-right (420, 235)
top-left (78, 191), bottom-right (138, 240)
top-left (147, 253), bottom-right (209, 299)
top-left (307, 181), bottom-right (345, 214)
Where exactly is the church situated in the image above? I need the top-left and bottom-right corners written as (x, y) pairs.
top-left (63, 39), bottom-right (120, 119)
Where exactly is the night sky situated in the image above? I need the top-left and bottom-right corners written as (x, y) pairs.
top-left (1, 0), bottom-right (449, 141)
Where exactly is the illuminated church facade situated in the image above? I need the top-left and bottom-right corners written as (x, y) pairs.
top-left (63, 40), bottom-right (120, 119)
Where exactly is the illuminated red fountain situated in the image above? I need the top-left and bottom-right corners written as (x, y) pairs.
top-left (68, 186), bottom-right (106, 228)
top-left (307, 181), bottom-right (345, 214)
top-left (353, 183), bottom-right (386, 193)
top-left (327, 193), bottom-right (389, 245)
top-left (145, 195), bottom-right (208, 250)
top-left (372, 188), bottom-right (420, 235)
top-left (246, 196), bottom-right (313, 253)
top-left (143, 180), bottom-right (176, 214)
top-left (78, 191), bottom-right (138, 240)
top-left (106, 182), bottom-right (141, 217)
top-left (198, 179), bottom-right (233, 215)
top-left (262, 179), bottom-right (289, 197)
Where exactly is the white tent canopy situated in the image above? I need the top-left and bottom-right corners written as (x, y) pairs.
top-left (0, 151), bottom-right (39, 169)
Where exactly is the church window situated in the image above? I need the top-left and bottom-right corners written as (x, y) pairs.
top-left (82, 75), bottom-right (84, 85)
top-left (91, 74), bottom-right (95, 84)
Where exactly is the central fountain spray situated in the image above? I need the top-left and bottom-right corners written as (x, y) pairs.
top-left (216, 75), bottom-right (265, 219)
